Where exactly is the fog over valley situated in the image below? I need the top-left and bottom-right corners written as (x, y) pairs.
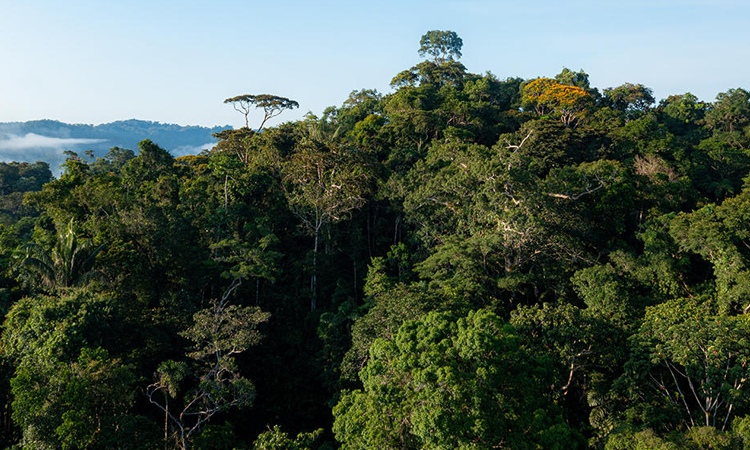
top-left (0, 119), bottom-right (227, 173)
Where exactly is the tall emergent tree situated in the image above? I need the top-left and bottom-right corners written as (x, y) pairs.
top-left (418, 30), bottom-right (463, 63)
top-left (224, 94), bottom-right (299, 130)
top-left (282, 137), bottom-right (369, 311)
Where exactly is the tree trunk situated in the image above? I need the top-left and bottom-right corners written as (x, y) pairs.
top-left (164, 400), bottom-right (169, 450)
top-left (393, 215), bottom-right (401, 245)
top-left (311, 228), bottom-right (318, 311)
top-left (224, 174), bottom-right (228, 210)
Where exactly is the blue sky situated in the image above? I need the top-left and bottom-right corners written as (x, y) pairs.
top-left (0, 0), bottom-right (747, 129)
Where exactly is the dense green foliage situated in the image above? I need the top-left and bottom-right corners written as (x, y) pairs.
top-left (2, 30), bottom-right (750, 449)
top-left (333, 310), bottom-right (582, 450)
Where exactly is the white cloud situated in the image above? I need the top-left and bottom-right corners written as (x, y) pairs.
top-left (0, 133), bottom-right (106, 150)
top-left (0, 133), bottom-right (108, 176)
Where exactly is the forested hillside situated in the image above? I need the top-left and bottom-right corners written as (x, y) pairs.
top-left (2, 30), bottom-right (750, 449)
top-left (0, 120), bottom-right (228, 173)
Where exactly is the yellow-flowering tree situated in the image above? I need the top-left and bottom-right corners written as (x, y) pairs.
top-left (522, 78), bottom-right (592, 126)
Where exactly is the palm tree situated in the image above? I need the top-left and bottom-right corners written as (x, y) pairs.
top-left (14, 219), bottom-right (105, 292)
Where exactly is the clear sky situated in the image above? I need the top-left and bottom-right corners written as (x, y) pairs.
top-left (0, 0), bottom-right (748, 129)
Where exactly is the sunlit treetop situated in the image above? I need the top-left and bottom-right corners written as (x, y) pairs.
top-left (604, 82), bottom-right (655, 112)
top-left (522, 77), bottom-right (592, 126)
top-left (418, 30), bottom-right (463, 64)
top-left (224, 94), bottom-right (299, 131)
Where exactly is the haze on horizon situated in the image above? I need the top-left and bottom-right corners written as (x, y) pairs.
top-left (1, 0), bottom-right (748, 129)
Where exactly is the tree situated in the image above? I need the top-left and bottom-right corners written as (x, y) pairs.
top-left (397, 131), bottom-right (628, 307)
top-left (704, 88), bottom-right (750, 149)
top-left (224, 94), bottom-right (299, 130)
top-left (341, 282), bottom-right (434, 384)
top-left (604, 83), bottom-right (655, 115)
top-left (212, 128), bottom-right (257, 166)
top-left (555, 67), bottom-right (591, 89)
top-left (211, 229), bottom-right (282, 305)
top-left (2, 290), bottom-right (156, 449)
top-left (390, 60), bottom-right (470, 91)
top-left (333, 310), bottom-right (581, 450)
top-left (571, 260), bottom-right (651, 327)
top-left (605, 426), bottom-right (741, 450)
top-left (252, 426), bottom-right (323, 450)
top-left (511, 302), bottom-right (626, 399)
top-left (0, 163), bottom-right (21, 196)
top-left (667, 186), bottom-right (750, 314)
top-left (621, 298), bottom-right (750, 432)
top-left (13, 219), bottom-right (104, 293)
top-left (146, 279), bottom-right (270, 450)
top-left (658, 92), bottom-right (708, 135)
top-left (418, 30), bottom-right (463, 63)
top-left (121, 139), bottom-right (177, 188)
top-left (0, 162), bottom-right (52, 195)
top-left (90, 146), bottom-right (136, 174)
top-left (705, 88), bottom-right (750, 134)
top-left (337, 89), bottom-right (384, 135)
top-left (283, 139), bottom-right (369, 310)
top-left (10, 348), bottom-right (151, 450)
top-left (522, 78), bottom-right (593, 126)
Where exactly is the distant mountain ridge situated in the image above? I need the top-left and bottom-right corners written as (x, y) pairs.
top-left (0, 119), bottom-right (231, 173)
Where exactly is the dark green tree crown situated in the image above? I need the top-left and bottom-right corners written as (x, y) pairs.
top-left (418, 30), bottom-right (463, 63)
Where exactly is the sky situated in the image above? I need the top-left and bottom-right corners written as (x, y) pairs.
top-left (0, 0), bottom-right (748, 129)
